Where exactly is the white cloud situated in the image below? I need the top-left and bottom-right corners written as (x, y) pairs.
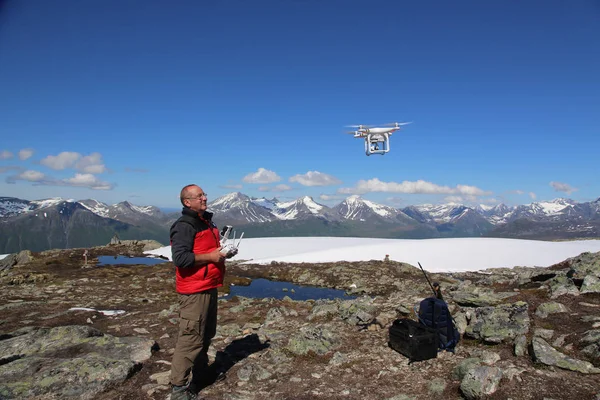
top-left (242, 168), bottom-right (281, 184)
top-left (0, 150), bottom-right (13, 160)
top-left (40, 152), bottom-right (81, 170)
top-left (6, 170), bottom-right (114, 190)
top-left (529, 192), bottom-right (537, 200)
top-left (550, 181), bottom-right (577, 195)
top-left (39, 151), bottom-right (107, 174)
top-left (18, 148), bottom-right (34, 160)
top-left (258, 184), bottom-right (293, 192)
top-left (337, 178), bottom-right (491, 197)
top-left (17, 170), bottom-right (46, 182)
top-left (75, 152), bottom-right (106, 174)
top-left (289, 171), bottom-right (342, 187)
top-left (509, 190), bottom-right (524, 195)
top-left (62, 173), bottom-right (113, 190)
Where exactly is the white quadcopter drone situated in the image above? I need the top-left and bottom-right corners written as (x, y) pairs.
top-left (345, 121), bottom-right (412, 156)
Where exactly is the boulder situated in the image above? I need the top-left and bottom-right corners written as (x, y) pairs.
top-left (580, 275), bottom-right (600, 294)
top-left (465, 302), bottom-right (530, 343)
top-left (460, 366), bottom-right (503, 400)
top-left (0, 325), bottom-right (157, 399)
top-left (531, 337), bottom-right (600, 374)
top-left (452, 287), bottom-right (518, 307)
top-left (535, 301), bottom-right (569, 318)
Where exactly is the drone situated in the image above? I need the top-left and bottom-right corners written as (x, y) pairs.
top-left (345, 121), bottom-right (412, 156)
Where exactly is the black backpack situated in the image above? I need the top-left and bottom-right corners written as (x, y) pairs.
top-left (417, 297), bottom-right (460, 352)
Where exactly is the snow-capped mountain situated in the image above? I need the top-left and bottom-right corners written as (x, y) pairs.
top-left (510, 199), bottom-right (579, 221)
top-left (332, 195), bottom-right (415, 225)
top-left (403, 203), bottom-right (493, 236)
top-left (77, 199), bottom-right (171, 226)
top-left (78, 199), bottom-right (111, 218)
top-left (405, 203), bottom-right (483, 225)
top-left (475, 204), bottom-right (514, 225)
top-left (0, 196), bottom-right (32, 218)
top-left (208, 192), bottom-right (276, 224)
top-left (0, 197), bottom-right (77, 218)
top-left (0, 198), bottom-right (170, 253)
top-left (272, 196), bottom-right (334, 221)
top-left (2, 193), bottom-right (600, 253)
top-left (250, 197), bottom-right (280, 211)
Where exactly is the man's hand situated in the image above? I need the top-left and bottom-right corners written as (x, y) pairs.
top-left (209, 247), bottom-right (226, 263)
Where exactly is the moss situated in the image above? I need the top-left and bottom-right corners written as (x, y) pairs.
top-left (39, 376), bottom-right (59, 388)
top-left (2, 381), bottom-right (31, 397)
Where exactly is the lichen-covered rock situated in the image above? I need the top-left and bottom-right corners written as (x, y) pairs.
top-left (549, 276), bottom-right (580, 298)
top-left (566, 251), bottom-right (600, 278)
top-left (285, 325), bottom-right (340, 355)
top-left (308, 302), bottom-right (339, 321)
top-left (531, 337), bottom-right (600, 374)
top-left (452, 358), bottom-right (482, 380)
top-left (514, 335), bottom-right (528, 357)
top-left (535, 301), bottom-right (569, 318)
top-left (460, 366), bottom-right (503, 400)
top-left (452, 287), bottom-right (518, 307)
top-left (0, 325), bottom-right (157, 399)
top-left (580, 275), bottom-right (600, 294)
top-left (337, 297), bottom-right (377, 326)
top-left (465, 302), bottom-right (530, 343)
top-left (534, 328), bottom-right (554, 341)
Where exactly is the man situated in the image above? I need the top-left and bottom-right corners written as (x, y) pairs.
top-left (169, 184), bottom-right (235, 400)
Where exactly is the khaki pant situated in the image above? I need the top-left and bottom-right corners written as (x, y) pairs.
top-left (170, 288), bottom-right (218, 386)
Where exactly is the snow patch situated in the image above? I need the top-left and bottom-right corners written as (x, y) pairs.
top-left (145, 237), bottom-right (600, 273)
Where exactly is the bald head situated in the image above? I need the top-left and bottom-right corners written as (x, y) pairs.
top-left (179, 184), bottom-right (208, 213)
top-left (180, 184), bottom-right (197, 206)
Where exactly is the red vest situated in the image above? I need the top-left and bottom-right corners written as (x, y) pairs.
top-left (175, 220), bottom-right (225, 294)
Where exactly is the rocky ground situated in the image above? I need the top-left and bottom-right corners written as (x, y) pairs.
top-left (1, 242), bottom-right (600, 400)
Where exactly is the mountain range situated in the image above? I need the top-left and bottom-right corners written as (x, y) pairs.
top-left (1, 193), bottom-right (599, 253)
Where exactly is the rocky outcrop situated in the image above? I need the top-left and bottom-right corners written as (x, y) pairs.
top-left (535, 301), bottom-right (569, 318)
top-left (464, 301), bottom-right (530, 343)
top-left (460, 366), bottom-right (503, 400)
top-left (451, 287), bottom-right (518, 307)
top-left (1, 248), bottom-right (600, 399)
top-left (0, 325), bottom-right (157, 399)
top-left (531, 337), bottom-right (600, 374)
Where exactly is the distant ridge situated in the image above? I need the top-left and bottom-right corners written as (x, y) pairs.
top-left (1, 194), bottom-right (599, 253)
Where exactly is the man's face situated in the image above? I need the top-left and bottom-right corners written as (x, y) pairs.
top-left (184, 186), bottom-right (208, 213)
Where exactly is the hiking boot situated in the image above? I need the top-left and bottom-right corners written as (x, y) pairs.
top-left (171, 385), bottom-right (197, 400)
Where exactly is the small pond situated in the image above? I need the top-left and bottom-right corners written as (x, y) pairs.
top-left (228, 278), bottom-right (356, 301)
top-left (97, 255), bottom-right (167, 266)
top-left (94, 258), bottom-right (355, 301)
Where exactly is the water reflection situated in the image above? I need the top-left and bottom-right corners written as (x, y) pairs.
top-left (228, 278), bottom-right (356, 301)
top-left (97, 255), bottom-right (167, 266)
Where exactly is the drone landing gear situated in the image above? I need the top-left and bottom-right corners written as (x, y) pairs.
top-left (365, 133), bottom-right (390, 156)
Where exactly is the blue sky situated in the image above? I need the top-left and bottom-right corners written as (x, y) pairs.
top-left (1, 0), bottom-right (598, 209)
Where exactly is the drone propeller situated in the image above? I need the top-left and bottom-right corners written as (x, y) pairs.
top-left (381, 121), bottom-right (413, 127)
top-left (345, 125), bottom-right (369, 128)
